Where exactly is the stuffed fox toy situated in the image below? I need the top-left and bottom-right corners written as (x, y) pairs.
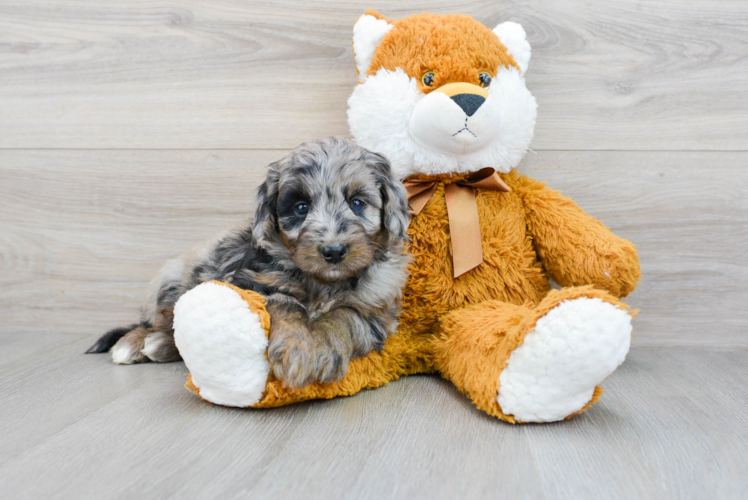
top-left (173, 11), bottom-right (641, 423)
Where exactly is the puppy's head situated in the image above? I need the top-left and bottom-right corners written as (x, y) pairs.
top-left (253, 137), bottom-right (409, 283)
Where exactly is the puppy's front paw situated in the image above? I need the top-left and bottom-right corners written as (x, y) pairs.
top-left (315, 345), bottom-right (350, 384)
top-left (268, 327), bottom-right (315, 389)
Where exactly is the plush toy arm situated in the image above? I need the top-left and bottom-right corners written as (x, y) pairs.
top-left (510, 174), bottom-right (641, 298)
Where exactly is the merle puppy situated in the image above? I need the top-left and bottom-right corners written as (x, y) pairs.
top-left (87, 137), bottom-right (411, 388)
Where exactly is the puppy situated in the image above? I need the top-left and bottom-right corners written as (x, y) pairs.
top-left (87, 137), bottom-right (411, 388)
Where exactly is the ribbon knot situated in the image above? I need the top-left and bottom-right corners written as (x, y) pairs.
top-left (404, 168), bottom-right (511, 278)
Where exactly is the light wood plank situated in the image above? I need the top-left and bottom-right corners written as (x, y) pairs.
top-left (520, 151), bottom-right (748, 348)
top-left (1, 149), bottom-right (746, 347)
top-left (1, 2), bottom-right (745, 498)
top-left (0, 0), bottom-right (745, 150)
top-left (0, 149), bottom-right (276, 334)
top-left (0, 337), bottom-right (746, 499)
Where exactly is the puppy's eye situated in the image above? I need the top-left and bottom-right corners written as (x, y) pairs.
top-left (350, 199), bottom-right (366, 213)
top-left (421, 71), bottom-right (436, 87)
top-left (293, 202), bottom-right (308, 216)
top-left (479, 72), bottom-right (492, 88)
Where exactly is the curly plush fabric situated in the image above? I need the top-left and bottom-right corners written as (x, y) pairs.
top-left (178, 12), bottom-right (641, 423)
top-left (364, 11), bottom-right (521, 88)
top-left (184, 173), bottom-right (639, 422)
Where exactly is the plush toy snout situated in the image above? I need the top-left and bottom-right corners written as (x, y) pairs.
top-left (437, 82), bottom-right (489, 116)
top-left (409, 82), bottom-right (502, 155)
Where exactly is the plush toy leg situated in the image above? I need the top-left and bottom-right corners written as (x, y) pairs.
top-left (252, 328), bottom-right (428, 408)
top-left (434, 286), bottom-right (633, 423)
top-left (174, 281), bottom-right (272, 407)
top-left (174, 281), bottom-right (425, 408)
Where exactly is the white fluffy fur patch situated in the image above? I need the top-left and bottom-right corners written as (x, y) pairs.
top-left (141, 330), bottom-right (170, 360)
top-left (173, 282), bottom-right (270, 407)
top-left (493, 22), bottom-right (531, 74)
top-left (348, 66), bottom-right (536, 179)
top-left (409, 89), bottom-right (502, 156)
top-left (353, 14), bottom-right (393, 82)
top-left (497, 297), bottom-right (632, 422)
top-left (111, 342), bottom-right (141, 365)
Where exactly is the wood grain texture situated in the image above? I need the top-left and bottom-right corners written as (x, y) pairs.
top-left (0, 0), bottom-right (746, 150)
top-left (0, 149), bottom-right (275, 334)
top-left (1, 2), bottom-right (745, 498)
top-left (521, 151), bottom-right (748, 348)
top-left (0, 338), bottom-right (747, 499)
top-left (1, 149), bottom-right (745, 347)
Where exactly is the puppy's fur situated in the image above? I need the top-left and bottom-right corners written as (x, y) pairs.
top-left (87, 137), bottom-right (411, 388)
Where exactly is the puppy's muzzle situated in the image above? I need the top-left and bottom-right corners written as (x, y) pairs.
top-left (319, 244), bottom-right (348, 264)
top-left (436, 82), bottom-right (489, 117)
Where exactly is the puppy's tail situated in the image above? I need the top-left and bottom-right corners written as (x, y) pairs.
top-left (85, 324), bottom-right (139, 354)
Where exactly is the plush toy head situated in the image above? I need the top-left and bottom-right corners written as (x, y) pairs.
top-left (348, 11), bottom-right (537, 179)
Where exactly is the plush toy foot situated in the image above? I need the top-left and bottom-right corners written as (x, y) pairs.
top-left (497, 296), bottom-right (632, 422)
top-left (173, 281), bottom-right (271, 407)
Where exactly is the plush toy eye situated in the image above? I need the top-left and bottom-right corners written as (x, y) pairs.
top-left (479, 72), bottom-right (493, 88)
top-left (293, 202), bottom-right (308, 216)
top-left (421, 72), bottom-right (436, 87)
top-left (350, 198), bottom-right (366, 213)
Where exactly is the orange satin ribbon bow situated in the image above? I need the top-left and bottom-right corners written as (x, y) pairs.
top-left (404, 168), bottom-right (511, 278)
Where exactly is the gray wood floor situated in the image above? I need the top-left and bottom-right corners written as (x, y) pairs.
top-left (1, 335), bottom-right (747, 499)
top-left (1, 0), bottom-right (747, 498)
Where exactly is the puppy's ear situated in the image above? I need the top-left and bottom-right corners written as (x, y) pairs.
top-left (366, 151), bottom-right (410, 249)
top-left (252, 161), bottom-right (281, 245)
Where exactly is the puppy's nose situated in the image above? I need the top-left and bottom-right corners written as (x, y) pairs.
top-left (320, 244), bottom-right (348, 264)
top-left (450, 94), bottom-right (485, 117)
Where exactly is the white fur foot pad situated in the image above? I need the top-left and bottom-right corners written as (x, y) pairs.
top-left (497, 297), bottom-right (632, 422)
top-left (173, 282), bottom-right (270, 407)
top-left (111, 341), bottom-right (145, 365)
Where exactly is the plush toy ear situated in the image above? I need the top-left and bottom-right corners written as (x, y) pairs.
top-left (493, 21), bottom-right (531, 74)
top-left (353, 11), bottom-right (394, 83)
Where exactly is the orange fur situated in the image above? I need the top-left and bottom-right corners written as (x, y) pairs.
top-left (187, 174), bottom-right (640, 421)
top-left (186, 13), bottom-right (641, 422)
top-left (367, 12), bottom-right (520, 92)
top-left (436, 285), bottom-right (630, 423)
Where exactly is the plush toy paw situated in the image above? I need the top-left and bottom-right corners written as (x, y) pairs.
top-left (497, 297), bottom-right (632, 422)
top-left (173, 282), bottom-right (271, 407)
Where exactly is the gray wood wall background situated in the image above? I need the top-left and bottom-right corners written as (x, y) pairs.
top-left (1, 0), bottom-right (746, 349)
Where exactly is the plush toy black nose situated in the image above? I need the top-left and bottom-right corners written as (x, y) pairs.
top-left (450, 93), bottom-right (485, 117)
top-left (320, 244), bottom-right (348, 264)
